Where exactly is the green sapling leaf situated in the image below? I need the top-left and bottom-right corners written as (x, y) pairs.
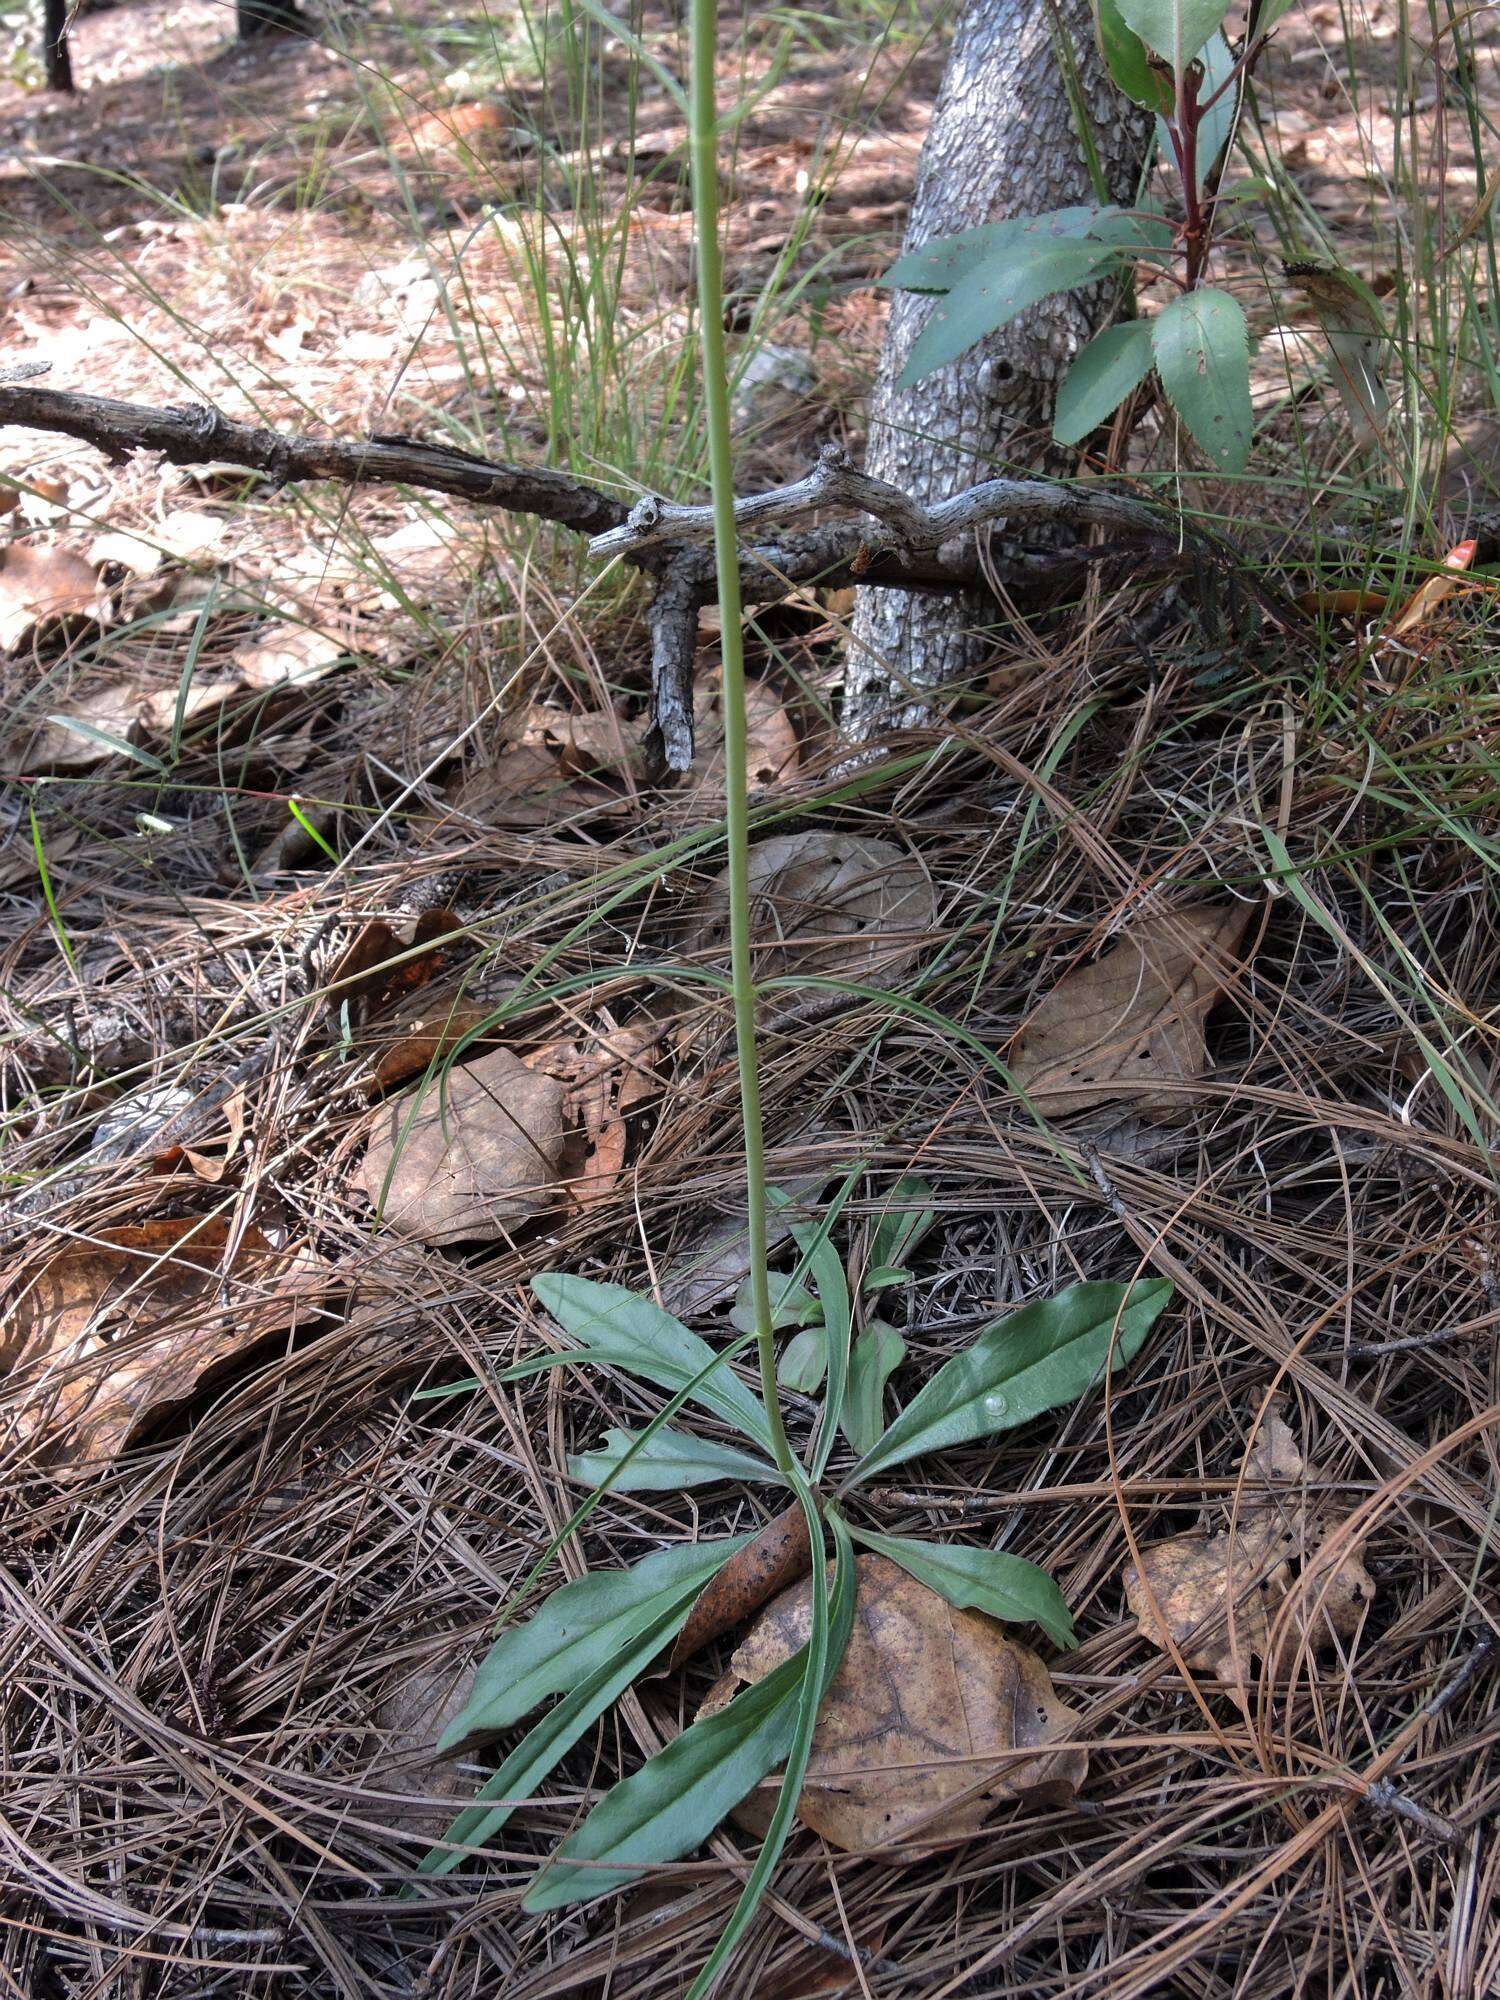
top-left (1054, 319), bottom-right (1155, 445)
top-left (1152, 287), bottom-right (1253, 472)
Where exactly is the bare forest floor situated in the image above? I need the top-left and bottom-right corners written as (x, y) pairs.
top-left (1, 3), bottom-right (1498, 1997)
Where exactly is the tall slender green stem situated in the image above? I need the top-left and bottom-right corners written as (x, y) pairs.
top-left (687, 0), bottom-right (796, 1486)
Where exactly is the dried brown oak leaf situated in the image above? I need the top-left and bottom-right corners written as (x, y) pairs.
top-left (524, 1022), bottom-right (661, 1208)
top-left (688, 672), bottom-right (800, 801)
top-left (700, 1553), bottom-right (1087, 1850)
top-left (1011, 902), bottom-right (1252, 1117)
top-left (690, 832), bottom-right (936, 988)
top-left (0, 538), bottom-right (106, 651)
top-left (1122, 1404), bottom-right (1375, 1690)
top-left (2, 1219), bottom-right (333, 1462)
top-left (356, 1046), bottom-right (565, 1244)
top-left (369, 1663), bottom-right (473, 1840)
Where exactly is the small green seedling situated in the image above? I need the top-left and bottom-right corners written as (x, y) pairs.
top-left (418, 1213), bottom-right (1173, 1936)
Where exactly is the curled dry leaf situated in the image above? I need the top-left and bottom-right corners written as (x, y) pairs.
top-left (1386, 538), bottom-right (1480, 640)
top-left (89, 509), bottom-right (225, 580)
top-left (1, 1219), bottom-right (333, 1463)
top-left (687, 671), bottom-right (800, 802)
top-left (329, 909), bottom-right (461, 1029)
top-left (370, 1001), bottom-right (496, 1093)
top-left (356, 1046), bottom-right (565, 1244)
top-left (699, 1554), bottom-right (1087, 1850)
top-left (1122, 1403), bottom-right (1376, 1692)
top-left (524, 1022), bottom-right (660, 1207)
top-left (690, 832), bottom-right (937, 989)
top-left (668, 1502), bottom-right (812, 1670)
top-left (1011, 903), bottom-right (1252, 1117)
top-left (0, 539), bottom-right (107, 651)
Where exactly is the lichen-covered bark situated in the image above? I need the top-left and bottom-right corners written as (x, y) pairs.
top-left (843, 0), bottom-right (1151, 741)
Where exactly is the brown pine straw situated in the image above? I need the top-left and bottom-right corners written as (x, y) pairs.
top-left (3, 588), bottom-right (1499, 1998)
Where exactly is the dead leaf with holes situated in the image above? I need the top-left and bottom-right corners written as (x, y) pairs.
top-left (699, 1554), bottom-right (1087, 1849)
top-left (0, 539), bottom-right (108, 651)
top-left (356, 1045), bottom-right (565, 1244)
top-left (684, 672), bottom-right (800, 806)
top-left (523, 1022), bottom-right (660, 1207)
top-left (521, 703), bottom-right (643, 778)
top-left (1122, 1403), bottom-right (1375, 1696)
top-left (690, 832), bottom-right (936, 991)
top-left (1010, 903), bottom-right (1252, 1118)
top-left (1, 1220), bottom-right (334, 1462)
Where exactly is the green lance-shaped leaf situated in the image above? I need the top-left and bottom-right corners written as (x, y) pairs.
top-left (524, 1497), bottom-right (856, 1913)
top-left (419, 1598), bottom-right (688, 1876)
top-left (1152, 287), bottom-right (1253, 473)
top-left (898, 238), bottom-right (1124, 387)
top-left (569, 1427), bottom-right (785, 1493)
top-left (440, 1535), bottom-right (753, 1748)
top-left (1113, 0), bottom-right (1230, 74)
top-left (730, 1269), bottom-right (817, 1334)
top-left (885, 209), bottom-right (1169, 301)
top-left (1088, 208), bottom-right (1176, 257)
top-left (1094, 0), bottom-right (1175, 111)
top-left (1054, 319), bottom-right (1155, 445)
top-left (778, 1324), bottom-right (829, 1394)
top-left (840, 1320), bottom-right (907, 1458)
top-left (770, 1181), bottom-right (855, 1478)
top-left (531, 1274), bottom-right (773, 1452)
top-left (848, 1278), bottom-right (1173, 1485)
top-left (862, 1265), bottom-right (911, 1293)
top-left (848, 1525), bottom-right (1076, 1650)
top-left (870, 1175), bottom-right (937, 1273)
top-left (884, 207), bottom-right (1112, 294)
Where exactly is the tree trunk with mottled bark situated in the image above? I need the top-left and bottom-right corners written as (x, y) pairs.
top-left (842, 0), bottom-right (1151, 741)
